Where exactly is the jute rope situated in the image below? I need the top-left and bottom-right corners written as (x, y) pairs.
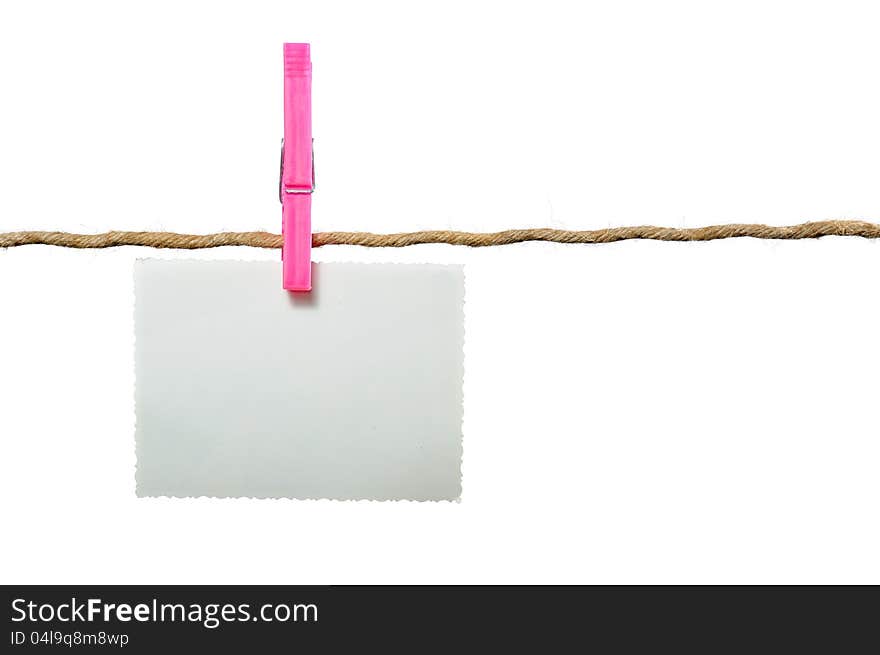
top-left (2, 220), bottom-right (880, 250)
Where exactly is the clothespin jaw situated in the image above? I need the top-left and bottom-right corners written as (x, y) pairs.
top-left (281, 43), bottom-right (313, 291)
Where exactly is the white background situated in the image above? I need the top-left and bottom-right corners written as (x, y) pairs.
top-left (2, 0), bottom-right (880, 584)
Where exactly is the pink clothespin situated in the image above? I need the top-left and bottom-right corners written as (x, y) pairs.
top-left (281, 43), bottom-right (313, 291)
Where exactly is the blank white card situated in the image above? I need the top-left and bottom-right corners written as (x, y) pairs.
top-left (135, 260), bottom-right (464, 501)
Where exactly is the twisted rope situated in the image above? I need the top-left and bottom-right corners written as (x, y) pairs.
top-left (2, 220), bottom-right (880, 250)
